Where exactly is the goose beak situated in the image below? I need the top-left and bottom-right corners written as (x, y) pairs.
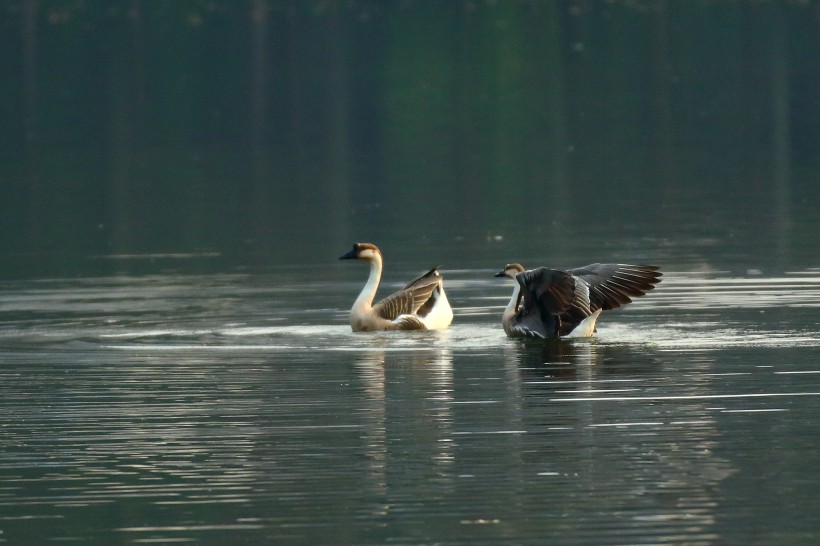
top-left (494, 270), bottom-right (507, 278)
top-left (339, 249), bottom-right (358, 260)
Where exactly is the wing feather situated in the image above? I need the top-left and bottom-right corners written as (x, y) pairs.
top-left (373, 267), bottom-right (443, 320)
top-left (555, 263), bottom-right (661, 336)
top-left (566, 263), bottom-right (662, 312)
top-left (513, 268), bottom-right (577, 338)
top-left (517, 268), bottom-right (576, 314)
top-left (391, 315), bottom-right (427, 330)
top-left (402, 266), bottom-right (442, 289)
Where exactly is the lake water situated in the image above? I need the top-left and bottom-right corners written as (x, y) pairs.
top-left (2, 260), bottom-right (820, 544)
top-left (2, 4), bottom-right (820, 542)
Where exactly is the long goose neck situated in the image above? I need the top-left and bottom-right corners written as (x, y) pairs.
top-left (503, 282), bottom-right (521, 321)
top-left (354, 255), bottom-right (383, 311)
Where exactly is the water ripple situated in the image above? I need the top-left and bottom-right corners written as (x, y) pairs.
top-left (1, 269), bottom-right (820, 543)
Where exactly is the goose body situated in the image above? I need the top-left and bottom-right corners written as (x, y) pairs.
top-left (340, 243), bottom-right (453, 332)
top-left (495, 263), bottom-right (662, 339)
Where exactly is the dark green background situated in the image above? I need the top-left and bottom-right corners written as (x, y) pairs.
top-left (1, 0), bottom-right (818, 275)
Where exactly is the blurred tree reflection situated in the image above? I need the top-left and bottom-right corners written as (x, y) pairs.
top-left (0, 0), bottom-right (817, 271)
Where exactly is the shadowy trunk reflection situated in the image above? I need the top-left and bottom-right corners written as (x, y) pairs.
top-left (324, 8), bottom-right (352, 251)
top-left (770, 3), bottom-right (792, 266)
top-left (108, 0), bottom-right (147, 252)
top-left (250, 0), bottom-right (274, 243)
top-left (22, 0), bottom-right (42, 244)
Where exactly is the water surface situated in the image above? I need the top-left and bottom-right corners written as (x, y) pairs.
top-left (2, 266), bottom-right (820, 544)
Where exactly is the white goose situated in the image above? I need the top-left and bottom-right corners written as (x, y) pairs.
top-left (339, 243), bottom-right (453, 332)
top-left (495, 263), bottom-right (662, 339)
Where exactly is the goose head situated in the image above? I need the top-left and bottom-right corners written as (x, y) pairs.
top-left (339, 242), bottom-right (382, 261)
top-left (494, 263), bottom-right (525, 279)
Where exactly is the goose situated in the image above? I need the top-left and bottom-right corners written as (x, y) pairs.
top-left (494, 262), bottom-right (662, 339)
top-left (339, 243), bottom-right (453, 332)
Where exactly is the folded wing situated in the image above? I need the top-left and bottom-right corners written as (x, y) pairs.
top-left (373, 266), bottom-right (443, 321)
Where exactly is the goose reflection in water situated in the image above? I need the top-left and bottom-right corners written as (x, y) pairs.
top-left (500, 339), bottom-right (736, 541)
top-left (508, 339), bottom-right (670, 381)
top-left (353, 342), bottom-right (455, 506)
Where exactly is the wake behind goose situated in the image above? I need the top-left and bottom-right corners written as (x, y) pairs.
top-left (495, 263), bottom-right (662, 339)
top-left (339, 243), bottom-right (453, 332)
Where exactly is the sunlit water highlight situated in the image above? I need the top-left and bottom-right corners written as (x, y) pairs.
top-left (1, 269), bottom-right (820, 544)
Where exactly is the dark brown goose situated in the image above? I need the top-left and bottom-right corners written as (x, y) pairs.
top-left (494, 263), bottom-right (662, 339)
top-left (339, 243), bottom-right (453, 332)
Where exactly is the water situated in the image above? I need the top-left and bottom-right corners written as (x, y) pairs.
top-left (2, 265), bottom-right (820, 544)
top-left (2, 2), bottom-right (819, 542)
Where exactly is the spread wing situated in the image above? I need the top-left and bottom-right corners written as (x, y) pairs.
top-left (373, 267), bottom-right (443, 321)
top-left (558, 263), bottom-right (661, 335)
top-left (566, 263), bottom-right (662, 311)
